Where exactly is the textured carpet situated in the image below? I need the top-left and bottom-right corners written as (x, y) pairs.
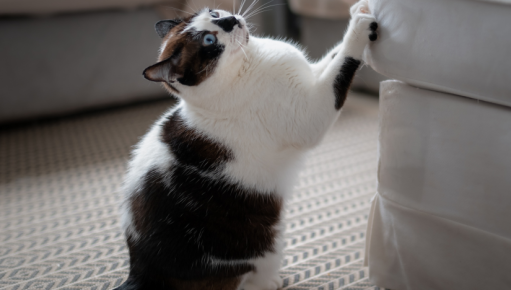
top-left (0, 93), bottom-right (383, 290)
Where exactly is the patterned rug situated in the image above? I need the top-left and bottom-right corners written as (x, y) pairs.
top-left (0, 93), bottom-right (382, 290)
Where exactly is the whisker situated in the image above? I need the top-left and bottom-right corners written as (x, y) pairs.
top-left (246, 23), bottom-right (259, 33)
top-left (161, 6), bottom-right (195, 16)
top-left (238, 0), bottom-right (247, 15)
top-left (247, 3), bottom-right (283, 17)
top-left (242, 0), bottom-right (260, 17)
top-left (253, 2), bottom-right (282, 11)
top-left (215, 0), bottom-right (222, 10)
top-left (198, 61), bottom-right (213, 75)
top-left (244, 7), bottom-right (271, 18)
top-left (245, 4), bottom-right (283, 19)
top-left (237, 40), bottom-right (248, 59)
top-left (188, 0), bottom-right (200, 13)
top-left (245, 1), bottom-right (276, 15)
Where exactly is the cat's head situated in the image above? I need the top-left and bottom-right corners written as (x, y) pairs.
top-left (143, 9), bottom-right (249, 94)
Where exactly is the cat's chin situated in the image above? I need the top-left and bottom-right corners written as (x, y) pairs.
top-left (230, 45), bottom-right (244, 55)
top-left (228, 25), bottom-right (249, 54)
top-left (230, 37), bottom-right (249, 57)
top-left (229, 42), bottom-right (247, 56)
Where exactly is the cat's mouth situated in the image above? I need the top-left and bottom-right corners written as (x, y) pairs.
top-left (231, 34), bottom-right (248, 55)
top-left (231, 19), bottom-right (249, 54)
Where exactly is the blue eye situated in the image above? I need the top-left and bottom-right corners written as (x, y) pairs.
top-left (203, 34), bottom-right (216, 46)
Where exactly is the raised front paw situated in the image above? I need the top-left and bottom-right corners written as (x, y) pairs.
top-left (350, 0), bottom-right (378, 42)
top-left (351, 14), bottom-right (378, 43)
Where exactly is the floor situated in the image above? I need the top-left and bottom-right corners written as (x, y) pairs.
top-left (0, 93), bottom-right (383, 290)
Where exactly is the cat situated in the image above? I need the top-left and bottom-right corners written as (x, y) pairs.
top-left (115, 1), bottom-right (377, 289)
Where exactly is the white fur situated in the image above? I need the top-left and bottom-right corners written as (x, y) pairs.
top-left (120, 105), bottom-right (180, 241)
top-left (120, 1), bottom-right (375, 289)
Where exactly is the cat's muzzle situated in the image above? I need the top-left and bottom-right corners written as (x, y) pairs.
top-left (212, 16), bottom-right (241, 33)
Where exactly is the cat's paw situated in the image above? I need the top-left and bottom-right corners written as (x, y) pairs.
top-left (352, 14), bottom-right (378, 43)
top-left (242, 275), bottom-right (283, 290)
top-left (368, 21), bottom-right (378, 41)
top-left (350, 0), bottom-right (378, 42)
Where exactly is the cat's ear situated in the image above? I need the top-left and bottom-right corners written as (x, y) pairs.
top-left (155, 19), bottom-right (182, 38)
top-left (143, 55), bottom-right (183, 84)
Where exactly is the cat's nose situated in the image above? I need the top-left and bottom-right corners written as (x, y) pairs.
top-left (213, 16), bottom-right (240, 33)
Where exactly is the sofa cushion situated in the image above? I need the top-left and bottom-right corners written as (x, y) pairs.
top-left (366, 0), bottom-right (511, 107)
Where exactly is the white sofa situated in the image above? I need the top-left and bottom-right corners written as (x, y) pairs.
top-left (364, 0), bottom-right (511, 289)
top-left (0, 8), bottom-right (166, 123)
top-left (0, 0), bottom-right (273, 123)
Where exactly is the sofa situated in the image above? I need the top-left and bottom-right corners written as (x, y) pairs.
top-left (0, 0), bottom-right (276, 124)
top-left (363, 0), bottom-right (511, 289)
top-left (0, 1), bottom-right (176, 123)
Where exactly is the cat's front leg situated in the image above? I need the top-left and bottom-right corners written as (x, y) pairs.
top-left (295, 0), bottom-right (378, 149)
top-left (311, 40), bottom-right (343, 77)
top-left (321, 0), bottom-right (378, 110)
top-left (341, 0), bottom-right (378, 61)
top-left (312, 0), bottom-right (377, 78)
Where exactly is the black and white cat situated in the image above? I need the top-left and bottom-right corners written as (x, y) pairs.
top-left (116, 1), bottom-right (377, 289)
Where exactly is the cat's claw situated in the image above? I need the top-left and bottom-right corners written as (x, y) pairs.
top-left (350, 0), bottom-right (370, 16)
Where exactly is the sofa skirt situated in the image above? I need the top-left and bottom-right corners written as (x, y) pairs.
top-left (365, 80), bottom-right (511, 290)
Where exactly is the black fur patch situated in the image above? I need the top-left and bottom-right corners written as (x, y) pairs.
top-left (334, 57), bottom-right (361, 110)
top-left (144, 16), bottom-right (225, 91)
top-left (212, 16), bottom-right (240, 33)
top-left (369, 22), bottom-right (378, 42)
top-left (370, 22), bottom-right (378, 31)
top-left (177, 39), bottom-right (225, 86)
top-left (155, 19), bottom-right (183, 38)
top-left (117, 110), bottom-right (283, 289)
top-left (159, 28), bottom-right (225, 87)
top-left (161, 111), bottom-right (233, 172)
top-left (122, 167), bottom-right (282, 286)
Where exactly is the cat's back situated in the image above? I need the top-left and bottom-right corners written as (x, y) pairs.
top-left (248, 36), bottom-right (312, 78)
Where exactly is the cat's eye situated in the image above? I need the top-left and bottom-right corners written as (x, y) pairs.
top-left (203, 34), bottom-right (217, 46)
top-left (210, 11), bottom-right (219, 18)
